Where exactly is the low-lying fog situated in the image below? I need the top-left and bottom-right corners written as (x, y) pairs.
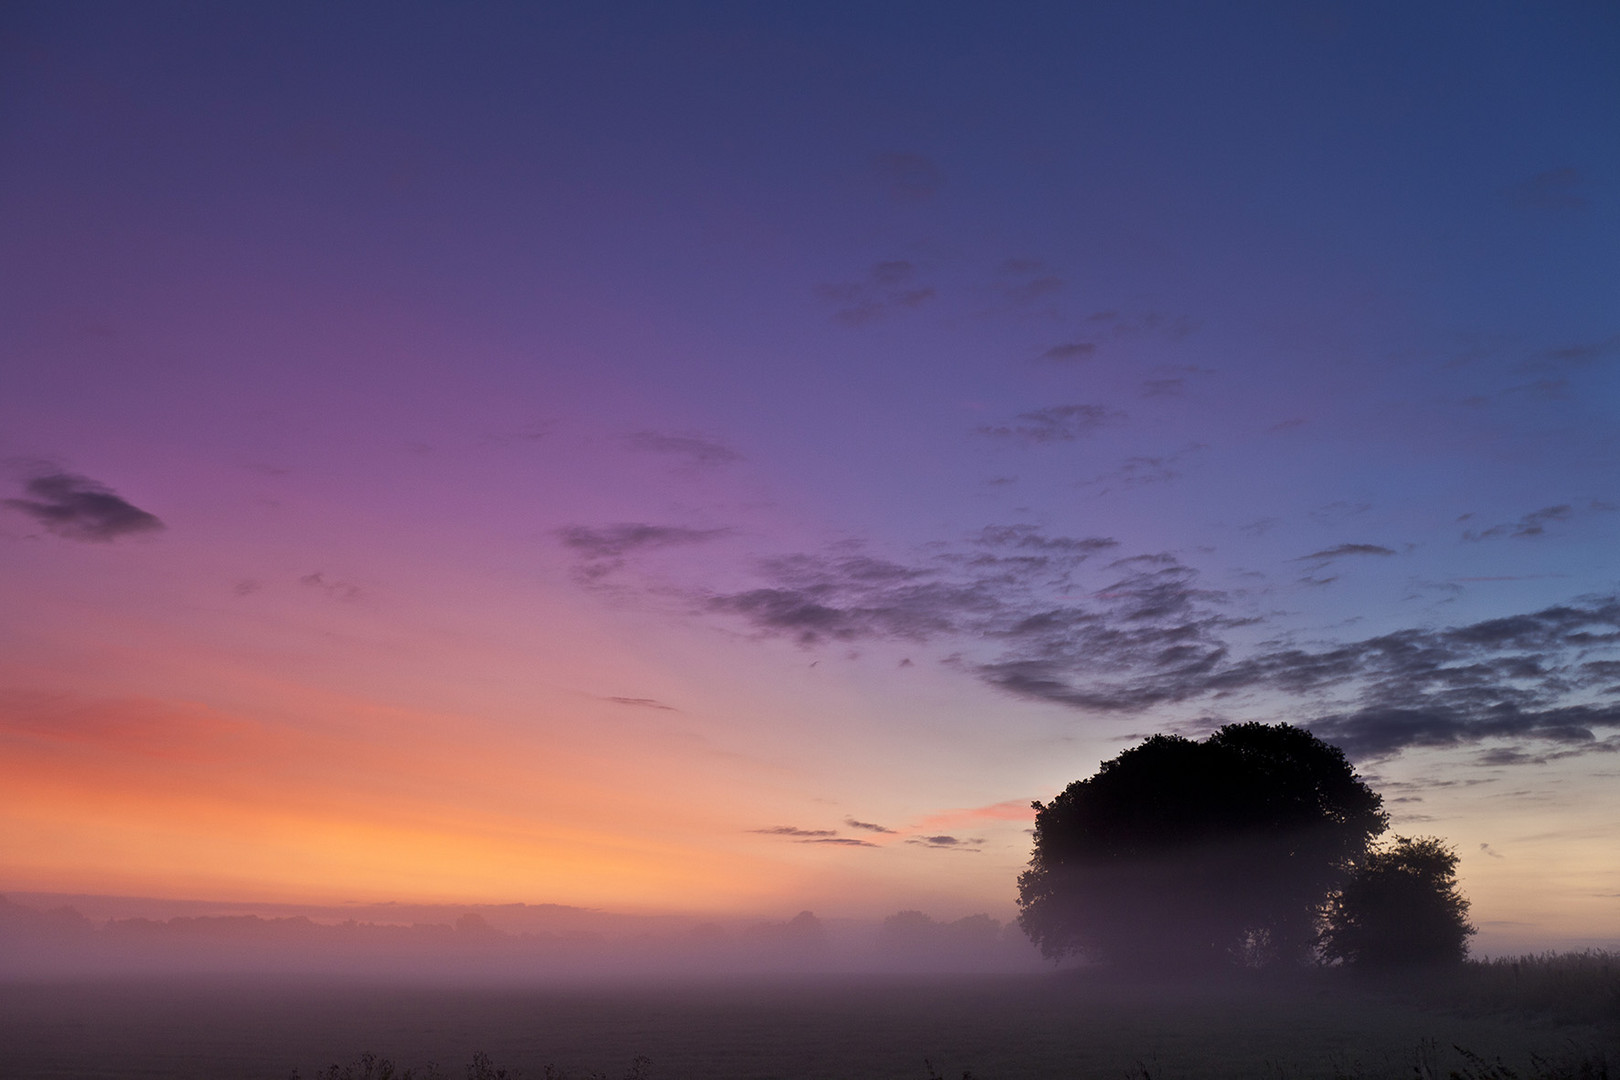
top-left (1, 893), bottom-right (1046, 981)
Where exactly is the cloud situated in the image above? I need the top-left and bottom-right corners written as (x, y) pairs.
top-left (1507, 166), bottom-right (1588, 211)
top-left (558, 523), bottom-right (730, 561)
top-left (1039, 342), bottom-right (1097, 363)
top-left (566, 518), bottom-right (1620, 766)
top-left (976, 404), bottom-right (1123, 442)
top-left (1308, 501), bottom-right (1373, 525)
top-left (750, 825), bottom-right (877, 847)
top-left (624, 432), bottom-right (742, 468)
top-left (1086, 310), bottom-right (1197, 340)
top-left (4, 472), bottom-right (164, 542)
top-left (1297, 543), bottom-right (1398, 563)
top-left (1005, 276), bottom-right (1064, 304)
top-left (844, 818), bottom-right (896, 834)
top-left (1464, 505), bottom-right (1573, 541)
top-left (1536, 334), bottom-right (1620, 367)
top-left (1307, 706), bottom-right (1620, 763)
top-left (972, 525), bottom-right (1118, 555)
top-left (905, 834), bottom-right (986, 851)
top-left (299, 572), bottom-right (363, 602)
top-left (1082, 444), bottom-right (1204, 493)
top-left (707, 560), bottom-right (986, 645)
top-left (1479, 842), bottom-right (1505, 859)
top-left (701, 526), bottom-right (1117, 647)
top-left (816, 260), bottom-right (936, 325)
top-left (605, 697), bottom-right (677, 711)
top-left (559, 523), bottom-right (733, 585)
top-left (971, 578), bottom-right (1620, 762)
top-left (873, 152), bottom-right (943, 202)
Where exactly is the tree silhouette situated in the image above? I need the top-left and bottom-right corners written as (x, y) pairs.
top-left (1320, 835), bottom-right (1474, 967)
top-left (1017, 723), bottom-right (1388, 970)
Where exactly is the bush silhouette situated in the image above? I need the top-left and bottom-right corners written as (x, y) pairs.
top-left (1322, 835), bottom-right (1475, 968)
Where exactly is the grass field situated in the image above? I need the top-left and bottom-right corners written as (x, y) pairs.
top-left (1, 960), bottom-right (1614, 1080)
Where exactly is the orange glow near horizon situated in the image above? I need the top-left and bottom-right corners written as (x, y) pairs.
top-left (0, 684), bottom-right (807, 913)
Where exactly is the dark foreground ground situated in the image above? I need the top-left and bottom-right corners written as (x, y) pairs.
top-left (1, 969), bottom-right (1614, 1080)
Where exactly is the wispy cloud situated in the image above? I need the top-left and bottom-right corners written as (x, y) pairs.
top-left (559, 523), bottom-right (734, 583)
top-left (605, 696), bottom-right (677, 711)
top-left (905, 834), bottom-right (986, 851)
top-left (1039, 342), bottom-right (1097, 363)
top-left (1086, 309), bottom-right (1197, 340)
top-left (844, 818), bottom-right (896, 834)
top-left (1464, 505), bottom-right (1613, 544)
top-left (1297, 543), bottom-right (1398, 563)
top-left (300, 572), bottom-right (363, 602)
top-left (624, 432), bottom-right (743, 468)
top-left (560, 524), bottom-right (730, 559)
top-left (4, 471), bottom-right (164, 542)
top-left (1005, 276), bottom-right (1064, 304)
top-left (700, 526), bottom-right (1117, 647)
top-left (750, 825), bottom-right (877, 847)
top-left (976, 404), bottom-right (1124, 442)
top-left (816, 260), bottom-right (936, 325)
top-left (1082, 444), bottom-right (1204, 493)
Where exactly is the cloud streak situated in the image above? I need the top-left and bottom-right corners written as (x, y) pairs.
top-left (976, 404), bottom-right (1124, 442)
top-left (4, 472), bottom-right (164, 542)
top-left (624, 432), bottom-right (743, 468)
top-left (1463, 505), bottom-right (1574, 541)
top-left (816, 260), bottom-right (936, 325)
top-left (1297, 543), bottom-right (1398, 562)
top-left (749, 825), bottom-right (877, 847)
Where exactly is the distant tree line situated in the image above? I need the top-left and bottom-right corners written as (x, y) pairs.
top-left (1018, 723), bottom-right (1474, 971)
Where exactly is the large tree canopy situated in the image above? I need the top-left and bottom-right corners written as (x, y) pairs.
top-left (1018, 723), bottom-right (1388, 970)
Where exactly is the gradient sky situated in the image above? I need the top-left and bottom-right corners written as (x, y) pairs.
top-left (2, 2), bottom-right (1617, 950)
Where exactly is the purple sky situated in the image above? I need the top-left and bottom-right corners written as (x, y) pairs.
top-left (1, 2), bottom-right (1617, 949)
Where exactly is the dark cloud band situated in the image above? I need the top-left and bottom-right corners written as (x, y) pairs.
top-left (4, 472), bottom-right (164, 542)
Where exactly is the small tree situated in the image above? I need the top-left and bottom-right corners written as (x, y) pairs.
top-left (1320, 835), bottom-right (1474, 967)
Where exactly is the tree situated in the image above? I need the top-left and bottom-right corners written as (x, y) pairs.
top-left (1320, 835), bottom-right (1474, 968)
top-left (1017, 723), bottom-right (1388, 971)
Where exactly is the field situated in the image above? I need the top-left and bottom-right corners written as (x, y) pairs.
top-left (2, 960), bottom-right (1615, 1080)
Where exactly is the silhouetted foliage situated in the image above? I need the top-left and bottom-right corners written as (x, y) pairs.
top-left (1321, 835), bottom-right (1475, 968)
top-left (1018, 723), bottom-right (1388, 970)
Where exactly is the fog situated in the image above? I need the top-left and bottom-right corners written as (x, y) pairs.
top-left (6, 894), bottom-right (1616, 1080)
top-left (0, 894), bottom-right (1046, 983)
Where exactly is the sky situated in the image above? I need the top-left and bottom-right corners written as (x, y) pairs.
top-left (1, 2), bottom-right (1617, 952)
